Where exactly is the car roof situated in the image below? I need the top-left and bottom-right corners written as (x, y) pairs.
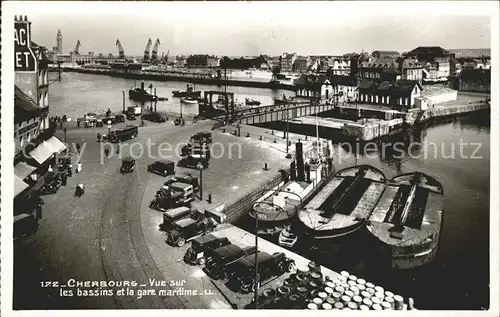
top-left (212, 244), bottom-right (244, 258)
top-left (176, 217), bottom-right (196, 227)
top-left (192, 234), bottom-right (219, 245)
top-left (122, 156), bottom-right (135, 162)
top-left (234, 252), bottom-right (274, 268)
top-left (171, 182), bottom-right (191, 189)
top-left (165, 206), bottom-right (190, 217)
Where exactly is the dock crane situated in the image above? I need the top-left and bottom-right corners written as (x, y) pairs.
top-left (74, 40), bottom-right (81, 54)
top-left (143, 38), bottom-right (152, 62)
top-left (164, 49), bottom-right (170, 64)
top-left (116, 39), bottom-right (125, 59)
top-left (151, 38), bottom-right (160, 63)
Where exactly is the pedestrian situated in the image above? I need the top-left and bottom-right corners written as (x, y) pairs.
top-left (77, 119), bottom-right (80, 128)
top-left (76, 143), bottom-right (81, 154)
top-left (104, 147), bottom-right (110, 158)
top-left (116, 142), bottom-right (120, 155)
top-left (76, 161), bottom-right (82, 173)
top-left (97, 133), bottom-right (101, 143)
top-left (61, 173), bottom-right (68, 186)
top-left (60, 121), bottom-right (63, 129)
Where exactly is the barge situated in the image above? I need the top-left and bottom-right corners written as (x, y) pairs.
top-left (366, 172), bottom-right (444, 269)
top-left (279, 165), bottom-right (387, 249)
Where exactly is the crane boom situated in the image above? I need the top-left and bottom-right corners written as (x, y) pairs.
top-left (74, 40), bottom-right (81, 54)
top-left (116, 39), bottom-right (125, 59)
top-left (143, 38), bottom-right (152, 62)
top-left (151, 38), bottom-right (161, 63)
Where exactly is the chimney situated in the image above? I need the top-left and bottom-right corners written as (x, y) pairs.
top-left (296, 141), bottom-right (305, 182)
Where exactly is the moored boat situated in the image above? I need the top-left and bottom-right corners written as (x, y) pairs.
top-left (172, 84), bottom-right (201, 98)
top-left (245, 98), bottom-right (261, 106)
top-left (366, 172), bottom-right (444, 269)
top-left (181, 97), bottom-right (199, 105)
top-left (129, 82), bottom-right (158, 102)
top-left (280, 165), bottom-right (387, 248)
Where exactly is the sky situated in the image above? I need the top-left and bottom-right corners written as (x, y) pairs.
top-left (7, 2), bottom-right (493, 57)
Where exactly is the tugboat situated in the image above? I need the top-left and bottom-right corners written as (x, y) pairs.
top-left (280, 165), bottom-right (387, 248)
top-left (129, 82), bottom-right (158, 102)
top-left (245, 98), bottom-right (261, 106)
top-left (250, 141), bottom-right (328, 236)
top-left (366, 172), bottom-right (444, 269)
top-left (172, 84), bottom-right (201, 98)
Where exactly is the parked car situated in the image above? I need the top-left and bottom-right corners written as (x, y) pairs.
top-left (95, 119), bottom-right (104, 127)
top-left (164, 174), bottom-right (200, 192)
top-left (150, 193), bottom-right (191, 212)
top-left (203, 244), bottom-right (258, 280)
top-left (120, 156), bottom-right (136, 173)
top-left (183, 234), bottom-right (231, 265)
top-left (127, 113), bottom-right (136, 121)
top-left (148, 160), bottom-right (175, 177)
top-left (160, 206), bottom-right (193, 231)
top-left (115, 114), bottom-right (125, 123)
top-left (165, 211), bottom-right (219, 247)
top-left (226, 252), bottom-right (296, 293)
top-left (142, 112), bottom-right (166, 123)
top-left (191, 132), bottom-right (213, 144)
top-left (177, 154), bottom-right (209, 169)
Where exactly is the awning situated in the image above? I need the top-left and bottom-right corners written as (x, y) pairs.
top-left (46, 136), bottom-right (67, 154)
top-left (28, 141), bottom-right (55, 165)
top-left (14, 161), bottom-right (37, 180)
top-left (15, 175), bottom-right (29, 197)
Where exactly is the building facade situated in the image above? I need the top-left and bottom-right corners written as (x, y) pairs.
top-left (459, 69), bottom-right (491, 93)
top-left (14, 16), bottom-right (66, 232)
top-left (293, 56), bottom-right (311, 73)
top-left (186, 54), bottom-right (220, 68)
top-left (358, 79), bottom-right (422, 108)
top-left (280, 53), bottom-right (297, 73)
top-left (330, 75), bottom-right (359, 103)
top-left (295, 74), bottom-right (334, 101)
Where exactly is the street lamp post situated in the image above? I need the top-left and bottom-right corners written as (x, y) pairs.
top-left (197, 162), bottom-right (203, 200)
top-left (63, 127), bottom-right (67, 144)
top-left (286, 103), bottom-right (290, 156)
top-left (122, 91), bottom-right (126, 114)
top-left (254, 211), bottom-right (260, 309)
top-left (107, 120), bottom-right (112, 135)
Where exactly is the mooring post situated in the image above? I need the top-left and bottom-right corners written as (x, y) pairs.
top-left (263, 163), bottom-right (268, 171)
top-left (208, 194), bottom-right (212, 204)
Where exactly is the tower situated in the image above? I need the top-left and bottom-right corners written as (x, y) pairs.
top-left (57, 29), bottom-right (62, 54)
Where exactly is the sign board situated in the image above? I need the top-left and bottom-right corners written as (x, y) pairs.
top-left (107, 124), bottom-right (112, 129)
top-left (14, 20), bottom-right (37, 73)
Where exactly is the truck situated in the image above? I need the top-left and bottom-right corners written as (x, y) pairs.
top-left (127, 106), bottom-right (142, 116)
top-left (165, 210), bottom-right (225, 247)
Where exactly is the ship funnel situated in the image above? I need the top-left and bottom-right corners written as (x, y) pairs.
top-left (296, 141), bottom-right (305, 182)
top-left (305, 162), bottom-right (311, 183)
top-left (141, 82), bottom-right (145, 90)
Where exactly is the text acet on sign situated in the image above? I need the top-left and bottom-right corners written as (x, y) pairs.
top-left (14, 22), bottom-right (37, 72)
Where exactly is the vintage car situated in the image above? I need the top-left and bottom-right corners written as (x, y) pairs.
top-left (226, 252), bottom-right (296, 293)
top-left (177, 154), bottom-right (209, 169)
top-left (183, 234), bottom-right (231, 265)
top-left (191, 132), bottom-right (213, 144)
top-left (148, 160), bottom-right (175, 177)
top-left (203, 244), bottom-right (258, 280)
top-left (164, 175), bottom-right (200, 192)
top-left (150, 192), bottom-right (191, 212)
top-left (165, 211), bottom-right (219, 247)
top-left (160, 206), bottom-right (193, 231)
top-left (115, 114), bottom-right (125, 123)
top-left (120, 156), bottom-right (136, 173)
top-left (142, 112), bottom-right (166, 123)
top-left (126, 113), bottom-right (136, 121)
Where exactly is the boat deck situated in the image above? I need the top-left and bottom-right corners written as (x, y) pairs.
top-left (368, 175), bottom-right (444, 247)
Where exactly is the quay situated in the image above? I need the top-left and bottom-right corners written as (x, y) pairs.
top-left (49, 65), bottom-right (296, 91)
top-left (16, 113), bottom-right (416, 309)
top-left (281, 94), bottom-right (490, 141)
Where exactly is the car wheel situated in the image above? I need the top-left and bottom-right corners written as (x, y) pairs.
top-left (287, 261), bottom-right (296, 273)
top-left (177, 237), bottom-right (186, 247)
top-left (203, 227), bottom-right (212, 235)
top-left (183, 254), bottom-right (190, 263)
top-left (197, 257), bottom-right (206, 265)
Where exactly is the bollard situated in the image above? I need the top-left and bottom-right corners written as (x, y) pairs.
top-left (247, 132), bottom-right (250, 137)
top-left (272, 130), bottom-right (274, 135)
top-left (274, 139), bottom-right (277, 143)
top-left (222, 128), bottom-right (225, 133)
top-left (305, 135), bottom-right (308, 140)
top-left (288, 141), bottom-right (291, 146)
top-left (264, 163), bottom-right (268, 171)
top-left (208, 194), bottom-right (212, 204)
top-left (259, 135), bottom-right (262, 141)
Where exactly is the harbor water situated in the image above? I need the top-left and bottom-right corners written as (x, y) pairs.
top-left (47, 72), bottom-right (490, 310)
